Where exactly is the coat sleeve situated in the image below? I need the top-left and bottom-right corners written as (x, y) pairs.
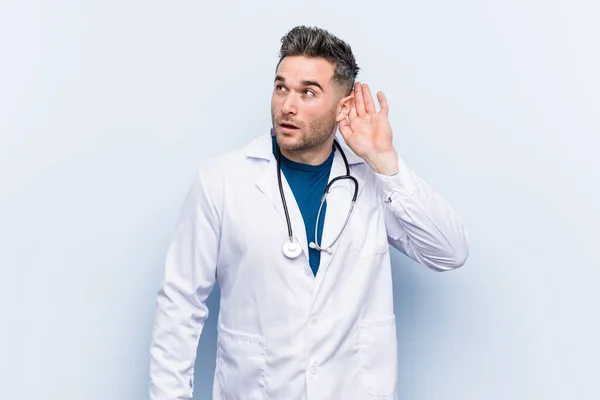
top-left (149, 165), bottom-right (222, 399)
top-left (374, 154), bottom-right (469, 271)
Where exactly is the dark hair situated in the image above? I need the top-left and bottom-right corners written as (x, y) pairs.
top-left (277, 26), bottom-right (360, 96)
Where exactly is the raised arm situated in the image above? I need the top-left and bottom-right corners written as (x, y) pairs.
top-left (376, 156), bottom-right (469, 271)
top-left (339, 82), bottom-right (469, 271)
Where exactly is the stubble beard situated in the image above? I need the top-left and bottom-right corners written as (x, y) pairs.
top-left (272, 111), bottom-right (338, 153)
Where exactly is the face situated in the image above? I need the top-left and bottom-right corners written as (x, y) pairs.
top-left (271, 56), bottom-right (351, 154)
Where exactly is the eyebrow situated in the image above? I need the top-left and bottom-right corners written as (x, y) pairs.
top-left (275, 75), bottom-right (324, 92)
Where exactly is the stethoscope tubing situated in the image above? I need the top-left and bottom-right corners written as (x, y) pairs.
top-left (276, 139), bottom-right (358, 255)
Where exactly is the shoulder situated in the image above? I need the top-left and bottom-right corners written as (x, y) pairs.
top-left (192, 132), bottom-right (269, 192)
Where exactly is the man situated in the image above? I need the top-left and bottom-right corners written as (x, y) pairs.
top-left (149, 26), bottom-right (469, 400)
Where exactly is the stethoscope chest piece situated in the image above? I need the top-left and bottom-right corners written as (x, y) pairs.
top-left (282, 237), bottom-right (302, 259)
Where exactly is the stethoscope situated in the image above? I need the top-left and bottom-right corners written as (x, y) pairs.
top-left (276, 139), bottom-right (359, 259)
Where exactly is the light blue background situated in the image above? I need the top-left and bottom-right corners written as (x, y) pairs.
top-left (1, 1), bottom-right (599, 399)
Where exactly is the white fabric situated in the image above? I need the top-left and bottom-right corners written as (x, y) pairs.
top-left (149, 130), bottom-right (469, 400)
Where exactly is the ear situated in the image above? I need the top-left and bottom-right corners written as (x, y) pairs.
top-left (335, 93), bottom-right (354, 123)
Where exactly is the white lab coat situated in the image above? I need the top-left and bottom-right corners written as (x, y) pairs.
top-left (149, 130), bottom-right (469, 400)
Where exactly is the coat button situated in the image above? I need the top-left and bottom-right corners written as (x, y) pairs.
top-left (309, 316), bottom-right (318, 326)
top-left (310, 362), bottom-right (318, 375)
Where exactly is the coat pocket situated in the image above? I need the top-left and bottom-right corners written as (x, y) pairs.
top-left (357, 316), bottom-right (398, 398)
top-left (217, 324), bottom-right (267, 400)
top-left (350, 199), bottom-right (390, 258)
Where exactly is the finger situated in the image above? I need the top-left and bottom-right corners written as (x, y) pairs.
top-left (353, 82), bottom-right (365, 116)
top-left (338, 118), bottom-right (353, 140)
top-left (377, 91), bottom-right (388, 116)
top-left (363, 84), bottom-right (376, 114)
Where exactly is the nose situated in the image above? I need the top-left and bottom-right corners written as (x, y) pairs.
top-left (281, 92), bottom-right (298, 115)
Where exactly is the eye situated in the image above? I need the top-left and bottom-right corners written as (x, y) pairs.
top-left (275, 84), bottom-right (287, 92)
top-left (303, 89), bottom-right (315, 97)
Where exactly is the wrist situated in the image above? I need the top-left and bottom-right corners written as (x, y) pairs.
top-left (366, 150), bottom-right (399, 176)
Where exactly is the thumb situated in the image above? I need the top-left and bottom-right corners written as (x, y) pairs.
top-left (338, 118), bottom-right (353, 142)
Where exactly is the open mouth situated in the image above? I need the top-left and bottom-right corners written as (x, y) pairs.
top-left (279, 122), bottom-right (299, 130)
